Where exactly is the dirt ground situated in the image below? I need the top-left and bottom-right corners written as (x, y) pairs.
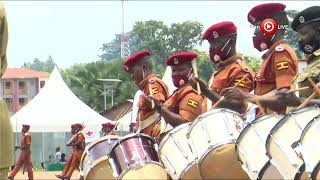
top-left (13, 170), bottom-right (80, 180)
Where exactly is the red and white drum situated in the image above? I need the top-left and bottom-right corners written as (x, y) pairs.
top-left (266, 106), bottom-right (320, 179)
top-left (108, 133), bottom-right (167, 179)
top-left (187, 108), bottom-right (248, 179)
top-left (236, 114), bottom-right (284, 179)
top-left (80, 135), bottom-right (119, 180)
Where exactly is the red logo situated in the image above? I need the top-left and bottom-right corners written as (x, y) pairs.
top-left (260, 18), bottom-right (277, 35)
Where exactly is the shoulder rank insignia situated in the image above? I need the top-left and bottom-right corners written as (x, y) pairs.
top-left (187, 99), bottom-right (199, 108)
top-left (234, 79), bottom-right (246, 87)
top-left (276, 61), bottom-right (289, 70)
top-left (149, 87), bottom-right (159, 95)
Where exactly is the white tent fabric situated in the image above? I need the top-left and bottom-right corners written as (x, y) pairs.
top-left (11, 66), bottom-right (110, 133)
top-left (117, 66), bottom-right (176, 132)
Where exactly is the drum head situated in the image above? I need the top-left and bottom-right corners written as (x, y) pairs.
top-left (85, 157), bottom-right (115, 180)
top-left (199, 143), bottom-right (249, 179)
top-left (120, 162), bottom-right (168, 180)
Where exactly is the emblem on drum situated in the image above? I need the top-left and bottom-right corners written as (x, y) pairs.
top-left (131, 151), bottom-right (141, 162)
top-left (235, 120), bottom-right (242, 131)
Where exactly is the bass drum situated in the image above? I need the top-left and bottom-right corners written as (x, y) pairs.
top-left (187, 108), bottom-right (248, 179)
top-left (236, 114), bottom-right (284, 179)
top-left (158, 123), bottom-right (201, 179)
top-left (80, 135), bottom-right (119, 180)
top-left (266, 106), bottom-right (320, 179)
top-left (299, 114), bottom-right (320, 176)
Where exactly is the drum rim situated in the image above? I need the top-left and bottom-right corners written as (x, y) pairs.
top-left (299, 115), bottom-right (320, 144)
top-left (265, 106), bottom-right (320, 157)
top-left (186, 108), bottom-right (242, 138)
top-left (197, 141), bottom-right (235, 165)
top-left (236, 114), bottom-right (284, 164)
top-left (109, 133), bottom-right (156, 156)
top-left (178, 160), bottom-right (199, 179)
top-left (88, 135), bottom-right (119, 151)
top-left (158, 122), bottom-right (191, 151)
top-left (311, 160), bottom-right (320, 180)
top-left (83, 156), bottom-right (113, 180)
top-left (116, 161), bottom-right (166, 179)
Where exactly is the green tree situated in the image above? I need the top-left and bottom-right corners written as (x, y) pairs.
top-left (21, 56), bottom-right (55, 73)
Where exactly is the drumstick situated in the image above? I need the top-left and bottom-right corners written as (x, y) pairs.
top-left (297, 80), bottom-right (320, 109)
top-left (288, 86), bottom-right (309, 93)
top-left (212, 74), bottom-right (249, 108)
top-left (308, 78), bottom-right (320, 95)
top-left (191, 59), bottom-right (201, 95)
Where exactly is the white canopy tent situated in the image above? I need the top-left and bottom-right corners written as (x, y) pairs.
top-left (10, 66), bottom-right (111, 164)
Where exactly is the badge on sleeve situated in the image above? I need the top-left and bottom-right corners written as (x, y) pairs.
top-left (276, 61), bottom-right (289, 70)
top-left (234, 79), bottom-right (246, 87)
top-left (187, 99), bottom-right (199, 108)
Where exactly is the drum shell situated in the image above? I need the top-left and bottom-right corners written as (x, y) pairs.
top-left (236, 114), bottom-right (283, 179)
top-left (266, 106), bottom-right (320, 179)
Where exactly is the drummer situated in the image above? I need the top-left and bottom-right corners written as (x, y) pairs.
top-left (143, 52), bottom-right (205, 127)
top-left (101, 122), bottom-right (116, 136)
top-left (123, 50), bottom-right (169, 138)
top-left (262, 6), bottom-right (320, 111)
top-left (192, 21), bottom-right (255, 114)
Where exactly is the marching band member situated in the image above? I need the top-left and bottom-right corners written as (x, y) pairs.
top-left (101, 122), bottom-right (116, 136)
top-left (192, 21), bottom-right (255, 114)
top-left (56, 123), bottom-right (85, 180)
top-left (271, 6), bottom-right (320, 111)
top-left (8, 124), bottom-right (33, 180)
top-left (123, 50), bottom-right (169, 138)
top-left (222, 3), bottom-right (298, 116)
top-left (143, 52), bottom-right (205, 127)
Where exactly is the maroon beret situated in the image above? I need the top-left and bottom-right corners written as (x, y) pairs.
top-left (166, 52), bottom-right (197, 66)
top-left (22, 124), bottom-right (30, 128)
top-left (102, 122), bottom-right (115, 127)
top-left (71, 123), bottom-right (83, 129)
top-left (202, 21), bottom-right (237, 41)
top-left (248, 3), bottom-right (286, 24)
top-left (123, 50), bottom-right (151, 72)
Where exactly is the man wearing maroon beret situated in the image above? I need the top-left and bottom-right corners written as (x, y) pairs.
top-left (56, 123), bottom-right (85, 180)
top-left (123, 50), bottom-right (169, 138)
top-left (193, 21), bottom-right (255, 114)
top-left (223, 3), bottom-right (298, 116)
top-left (8, 124), bottom-right (33, 180)
top-left (101, 122), bottom-right (116, 136)
top-left (144, 52), bottom-right (205, 127)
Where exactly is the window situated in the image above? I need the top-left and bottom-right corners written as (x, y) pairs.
top-left (19, 98), bottom-right (26, 105)
top-left (19, 81), bottom-right (25, 89)
top-left (40, 81), bottom-right (45, 88)
top-left (5, 81), bottom-right (11, 89)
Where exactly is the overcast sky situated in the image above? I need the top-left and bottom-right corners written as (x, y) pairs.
top-left (3, 1), bottom-right (318, 69)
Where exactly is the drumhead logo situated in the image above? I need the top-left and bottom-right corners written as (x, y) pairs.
top-left (251, 18), bottom-right (288, 35)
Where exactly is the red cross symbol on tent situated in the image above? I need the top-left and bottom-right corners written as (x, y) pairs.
top-left (86, 131), bottom-right (93, 137)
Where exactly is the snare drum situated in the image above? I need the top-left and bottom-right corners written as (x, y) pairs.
top-left (158, 123), bottom-right (201, 179)
top-left (80, 135), bottom-right (119, 180)
top-left (299, 114), bottom-right (320, 175)
top-left (108, 133), bottom-right (167, 179)
top-left (236, 114), bottom-right (283, 179)
top-left (266, 106), bottom-right (320, 179)
top-left (187, 108), bottom-right (248, 179)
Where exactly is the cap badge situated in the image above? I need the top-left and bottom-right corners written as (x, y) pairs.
top-left (299, 16), bottom-right (305, 24)
top-left (212, 31), bottom-right (219, 39)
top-left (173, 58), bottom-right (179, 65)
